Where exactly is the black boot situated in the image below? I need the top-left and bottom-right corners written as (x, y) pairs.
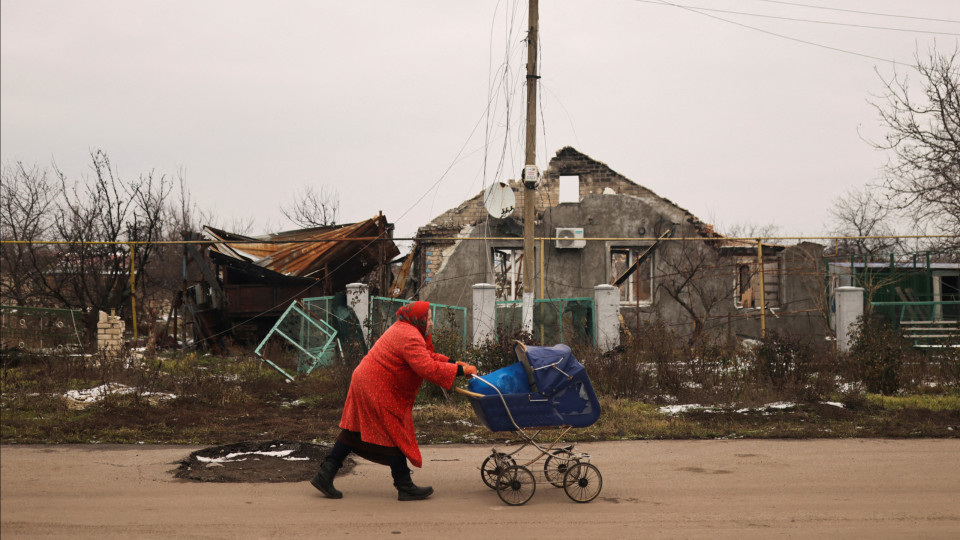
top-left (393, 471), bottom-right (433, 501)
top-left (310, 457), bottom-right (343, 499)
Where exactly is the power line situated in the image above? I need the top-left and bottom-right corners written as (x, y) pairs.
top-left (751, 0), bottom-right (960, 25)
top-left (641, 2), bottom-right (959, 35)
top-left (642, 0), bottom-right (902, 65)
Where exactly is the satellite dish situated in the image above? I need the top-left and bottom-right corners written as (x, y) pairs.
top-left (484, 182), bottom-right (516, 219)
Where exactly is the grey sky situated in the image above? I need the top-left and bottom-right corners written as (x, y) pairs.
top-left (2, 0), bottom-right (957, 242)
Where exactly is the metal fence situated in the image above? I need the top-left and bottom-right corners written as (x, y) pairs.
top-left (495, 297), bottom-right (595, 346)
top-left (872, 300), bottom-right (960, 325)
top-left (369, 297), bottom-right (468, 348)
top-left (1, 305), bottom-right (87, 353)
top-left (871, 300), bottom-right (960, 347)
top-left (254, 300), bottom-right (338, 381)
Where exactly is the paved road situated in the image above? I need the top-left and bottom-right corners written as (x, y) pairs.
top-left (2, 439), bottom-right (959, 539)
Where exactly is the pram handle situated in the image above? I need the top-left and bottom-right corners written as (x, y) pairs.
top-left (454, 387), bottom-right (485, 398)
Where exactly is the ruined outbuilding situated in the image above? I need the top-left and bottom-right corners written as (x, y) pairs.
top-left (183, 213), bottom-right (399, 348)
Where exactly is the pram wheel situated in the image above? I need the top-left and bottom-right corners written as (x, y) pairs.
top-left (563, 463), bottom-right (602, 503)
top-left (496, 465), bottom-right (536, 506)
top-left (543, 449), bottom-right (579, 488)
top-left (481, 453), bottom-right (516, 489)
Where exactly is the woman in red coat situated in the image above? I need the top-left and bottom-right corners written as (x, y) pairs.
top-left (311, 301), bottom-right (476, 500)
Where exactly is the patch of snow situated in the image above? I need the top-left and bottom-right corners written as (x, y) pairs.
top-left (196, 449), bottom-right (310, 464)
top-left (65, 383), bottom-right (134, 402)
top-left (63, 383), bottom-right (176, 403)
top-left (658, 404), bottom-right (705, 415)
top-left (281, 399), bottom-right (306, 408)
top-left (822, 401), bottom-right (845, 408)
top-left (763, 402), bottom-right (796, 410)
top-left (661, 402), bottom-right (807, 415)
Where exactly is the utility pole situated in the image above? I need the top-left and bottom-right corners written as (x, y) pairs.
top-left (522, 0), bottom-right (539, 335)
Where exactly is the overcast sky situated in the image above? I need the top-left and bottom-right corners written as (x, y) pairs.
top-left (2, 0), bottom-right (958, 242)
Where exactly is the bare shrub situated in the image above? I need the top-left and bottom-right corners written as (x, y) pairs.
top-left (684, 340), bottom-right (749, 405)
top-left (746, 332), bottom-right (838, 403)
top-left (589, 320), bottom-right (678, 401)
top-left (936, 347), bottom-right (960, 388)
top-left (845, 317), bottom-right (909, 394)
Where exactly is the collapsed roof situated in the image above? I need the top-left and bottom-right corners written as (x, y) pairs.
top-left (202, 213), bottom-right (400, 287)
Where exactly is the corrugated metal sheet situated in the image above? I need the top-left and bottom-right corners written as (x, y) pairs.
top-left (203, 214), bottom-right (399, 278)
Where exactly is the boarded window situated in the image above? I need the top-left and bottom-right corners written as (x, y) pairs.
top-left (611, 247), bottom-right (653, 305)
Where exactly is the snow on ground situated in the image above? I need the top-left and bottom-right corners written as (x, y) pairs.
top-left (657, 404), bottom-right (708, 415)
top-left (63, 383), bottom-right (176, 404)
top-left (658, 401), bottom-right (845, 415)
top-left (195, 450), bottom-right (309, 463)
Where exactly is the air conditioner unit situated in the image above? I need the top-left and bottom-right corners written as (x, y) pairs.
top-left (555, 227), bottom-right (586, 249)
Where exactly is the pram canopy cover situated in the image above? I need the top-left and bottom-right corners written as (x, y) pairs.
top-left (467, 343), bottom-right (601, 431)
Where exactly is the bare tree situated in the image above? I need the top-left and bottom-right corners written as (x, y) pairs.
top-left (870, 47), bottom-right (960, 246)
top-left (281, 185), bottom-right (340, 228)
top-left (0, 162), bottom-right (56, 305)
top-left (655, 238), bottom-right (735, 344)
top-left (721, 222), bottom-right (782, 242)
top-left (829, 186), bottom-right (906, 256)
top-left (38, 150), bottom-right (172, 318)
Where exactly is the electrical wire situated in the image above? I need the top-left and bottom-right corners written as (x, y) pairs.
top-left (634, 0), bottom-right (960, 34)
top-left (750, 0), bottom-right (960, 24)
top-left (641, 0), bottom-right (903, 65)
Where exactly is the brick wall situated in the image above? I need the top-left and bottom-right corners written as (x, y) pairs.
top-left (421, 146), bottom-right (666, 233)
top-left (413, 146), bottom-right (715, 296)
top-left (97, 310), bottom-right (125, 355)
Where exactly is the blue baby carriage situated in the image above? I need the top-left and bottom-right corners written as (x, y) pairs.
top-left (456, 342), bottom-right (603, 505)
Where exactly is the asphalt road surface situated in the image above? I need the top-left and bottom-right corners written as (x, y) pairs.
top-left (2, 439), bottom-right (959, 539)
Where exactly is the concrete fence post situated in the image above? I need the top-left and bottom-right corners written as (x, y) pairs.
top-left (472, 283), bottom-right (497, 347)
top-left (835, 286), bottom-right (864, 353)
top-left (594, 284), bottom-right (620, 352)
top-left (345, 283), bottom-right (370, 346)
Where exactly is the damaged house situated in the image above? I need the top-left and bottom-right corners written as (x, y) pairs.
top-left (183, 213), bottom-right (399, 348)
top-left (405, 147), bottom-right (826, 344)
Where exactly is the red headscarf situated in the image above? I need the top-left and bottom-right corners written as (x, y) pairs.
top-left (396, 301), bottom-right (434, 352)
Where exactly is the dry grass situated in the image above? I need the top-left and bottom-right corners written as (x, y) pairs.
top-left (2, 319), bottom-right (959, 445)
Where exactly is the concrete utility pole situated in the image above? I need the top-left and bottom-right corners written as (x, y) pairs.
top-left (522, 0), bottom-right (539, 334)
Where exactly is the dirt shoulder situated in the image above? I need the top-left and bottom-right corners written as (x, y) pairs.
top-left (2, 439), bottom-right (959, 539)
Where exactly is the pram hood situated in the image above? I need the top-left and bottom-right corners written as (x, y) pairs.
top-left (516, 343), bottom-right (585, 398)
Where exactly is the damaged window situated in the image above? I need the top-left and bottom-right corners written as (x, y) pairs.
top-left (611, 247), bottom-right (652, 305)
top-left (734, 258), bottom-right (780, 309)
top-left (492, 248), bottom-right (524, 301)
top-left (736, 263), bottom-right (754, 308)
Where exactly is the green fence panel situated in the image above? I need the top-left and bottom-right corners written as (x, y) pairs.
top-left (1, 305), bottom-right (87, 353)
top-left (494, 297), bottom-right (595, 347)
top-left (254, 300), bottom-right (338, 381)
top-left (369, 297), bottom-right (467, 352)
top-left (870, 300), bottom-right (960, 347)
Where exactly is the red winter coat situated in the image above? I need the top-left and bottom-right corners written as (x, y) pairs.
top-left (339, 320), bottom-right (457, 468)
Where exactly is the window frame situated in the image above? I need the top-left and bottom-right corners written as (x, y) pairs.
top-left (606, 242), bottom-right (655, 307)
top-left (491, 245), bottom-right (525, 301)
